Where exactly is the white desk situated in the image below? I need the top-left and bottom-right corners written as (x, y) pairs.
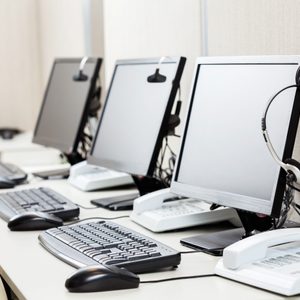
top-left (0, 132), bottom-right (38, 152)
top-left (0, 132), bottom-right (70, 175)
top-left (0, 136), bottom-right (297, 300)
top-left (0, 178), bottom-right (294, 300)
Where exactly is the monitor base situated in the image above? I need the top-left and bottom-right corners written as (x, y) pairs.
top-left (132, 176), bottom-right (166, 196)
top-left (180, 227), bottom-right (244, 256)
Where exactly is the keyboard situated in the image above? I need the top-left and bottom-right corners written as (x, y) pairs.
top-left (0, 162), bottom-right (27, 183)
top-left (39, 221), bottom-right (181, 273)
top-left (0, 187), bottom-right (79, 221)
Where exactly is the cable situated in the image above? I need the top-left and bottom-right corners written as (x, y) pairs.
top-left (262, 84), bottom-right (298, 129)
top-left (154, 135), bottom-right (177, 187)
top-left (141, 274), bottom-right (215, 284)
top-left (287, 182), bottom-right (300, 192)
top-left (66, 215), bottom-right (130, 226)
top-left (273, 173), bottom-right (296, 229)
top-left (292, 202), bottom-right (300, 216)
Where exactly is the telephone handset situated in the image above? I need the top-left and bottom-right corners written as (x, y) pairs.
top-left (215, 228), bottom-right (300, 296)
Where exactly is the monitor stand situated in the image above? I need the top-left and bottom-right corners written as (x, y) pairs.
top-left (65, 151), bottom-right (85, 165)
top-left (89, 176), bottom-right (166, 211)
top-left (132, 176), bottom-right (166, 196)
top-left (180, 210), bottom-right (274, 256)
top-left (32, 151), bottom-right (83, 179)
top-left (32, 167), bottom-right (70, 179)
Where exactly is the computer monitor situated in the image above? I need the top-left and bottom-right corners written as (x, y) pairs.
top-left (33, 58), bottom-right (102, 164)
top-left (171, 56), bottom-right (300, 252)
top-left (88, 57), bottom-right (186, 190)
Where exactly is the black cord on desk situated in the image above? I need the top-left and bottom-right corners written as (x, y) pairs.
top-left (141, 274), bottom-right (215, 284)
top-left (140, 250), bottom-right (212, 283)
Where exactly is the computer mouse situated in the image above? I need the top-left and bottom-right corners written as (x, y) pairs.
top-left (0, 177), bottom-right (15, 189)
top-left (7, 211), bottom-right (63, 231)
top-left (0, 128), bottom-right (21, 140)
top-left (65, 265), bottom-right (140, 293)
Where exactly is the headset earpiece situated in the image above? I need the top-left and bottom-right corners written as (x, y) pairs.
top-left (167, 114), bottom-right (180, 136)
top-left (166, 93), bottom-right (182, 136)
top-left (284, 158), bottom-right (300, 171)
top-left (283, 158), bottom-right (300, 184)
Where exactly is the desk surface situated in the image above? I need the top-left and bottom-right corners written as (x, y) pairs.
top-left (0, 140), bottom-right (297, 300)
top-left (0, 179), bottom-right (294, 300)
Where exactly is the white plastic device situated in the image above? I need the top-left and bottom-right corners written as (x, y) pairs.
top-left (68, 160), bottom-right (134, 191)
top-left (130, 188), bottom-right (240, 232)
top-left (215, 228), bottom-right (300, 296)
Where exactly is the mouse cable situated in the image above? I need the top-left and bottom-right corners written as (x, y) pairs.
top-left (140, 273), bottom-right (215, 284)
top-left (66, 215), bottom-right (130, 226)
top-left (141, 250), bottom-right (213, 284)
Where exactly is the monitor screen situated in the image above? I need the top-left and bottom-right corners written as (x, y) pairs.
top-left (171, 56), bottom-right (300, 217)
top-left (33, 58), bottom-right (101, 154)
top-left (88, 57), bottom-right (185, 176)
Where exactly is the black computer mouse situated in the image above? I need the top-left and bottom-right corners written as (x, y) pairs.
top-left (0, 128), bottom-right (21, 140)
top-left (7, 211), bottom-right (63, 231)
top-left (0, 177), bottom-right (16, 189)
top-left (65, 265), bottom-right (140, 293)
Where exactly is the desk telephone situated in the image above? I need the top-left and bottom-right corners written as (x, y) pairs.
top-left (215, 228), bottom-right (300, 296)
top-left (68, 161), bottom-right (134, 191)
top-left (131, 188), bottom-right (240, 232)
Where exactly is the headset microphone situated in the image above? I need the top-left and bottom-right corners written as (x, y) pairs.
top-left (73, 57), bottom-right (89, 81)
top-left (261, 66), bottom-right (300, 187)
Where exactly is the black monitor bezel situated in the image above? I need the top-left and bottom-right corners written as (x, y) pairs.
top-left (172, 59), bottom-right (300, 218)
top-left (88, 57), bottom-right (186, 177)
top-left (32, 57), bottom-right (102, 154)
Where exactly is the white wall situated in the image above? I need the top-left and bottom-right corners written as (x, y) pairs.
top-left (0, 0), bottom-right (41, 130)
top-left (205, 0), bottom-right (300, 56)
top-left (204, 0), bottom-right (300, 209)
top-left (101, 0), bottom-right (202, 155)
top-left (37, 0), bottom-right (87, 87)
top-left (102, 0), bottom-right (202, 102)
top-left (205, 1), bottom-right (300, 156)
top-left (0, 0), bottom-right (98, 131)
top-left (37, 0), bottom-right (105, 115)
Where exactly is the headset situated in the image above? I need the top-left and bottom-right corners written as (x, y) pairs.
top-left (72, 57), bottom-right (102, 161)
top-left (73, 56), bottom-right (89, 81)
top-left (147, 56), bottom-right (181, 136)
top-left (261, 66), bottom-right (300, 190)
top-left (147, 56), bottom-right (167, 83)
top-left (73, 56), bottom-right (102, 117)
top-left (147, 57), bottom-right (182, 186)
